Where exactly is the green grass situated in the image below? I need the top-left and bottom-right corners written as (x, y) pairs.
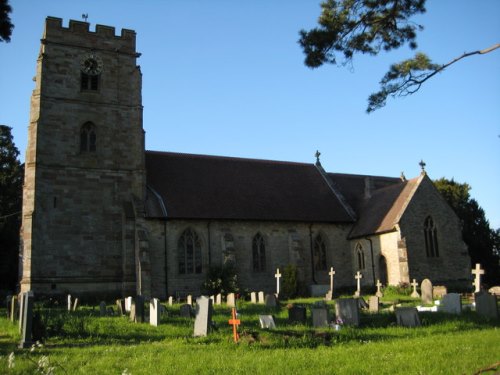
top-left (0, 298), bottom-right (499, 374)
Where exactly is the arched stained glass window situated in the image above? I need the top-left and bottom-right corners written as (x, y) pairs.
top-left (252, 233), bottom-right (266, 272)
top-left (178, 228), bottom-right (202, 274)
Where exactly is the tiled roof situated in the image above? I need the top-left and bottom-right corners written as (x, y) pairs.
top-left (145, 151), bottom-right (355, 222)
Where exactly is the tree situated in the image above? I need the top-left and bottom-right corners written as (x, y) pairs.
top-left (0, 0), bottom-right (14, 42)
top-left (0, 125), bottom-right (23, 291)
top-left (299, 0), bottom-right (500, 113)
top-left (434, 178), bottom-right (500, 286)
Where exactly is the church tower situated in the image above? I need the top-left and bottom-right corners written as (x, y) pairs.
top-left (20, 17), bottom-right (149, 297)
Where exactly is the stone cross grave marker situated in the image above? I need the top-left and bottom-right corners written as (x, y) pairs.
top-left (67, 294), bottom-right (72, 312)
top-left (226, 293), bottom-right (236, 307)
top-left (472, 263), bottom-right (485, 293)
top-left (288, 305), bottom-right (307, 324)
top-left (250, 292), bottom-right (257, 304)
top-left (194, 296), bottom-right (213, 337)
top-left (259, 315), bottom-right (276, 329)
top-left (421, 279), bottom-right (433, 304)
top-left (395, 307), bottom-right (421, 327)
top-left (375, 280), bottom-right (383, 297)
top-left (410, 279), bottom-right (420, 298)
top-left (335, 298), bottom-right (360, 326)
top-left (275, 268), bottom-right (282, 296)
top-left (329, 267), bottom-right (336, 294)
top-left (475, 291), bottom-right (498, 319)
top-left (258, 291), bottom-right (265, 304)
top-left (99, 301), bottom-right (107, 317)
top-left (19, 291), bottom-right (34, 349)
top-left (150, 298), bottom-right (161, 326)
top-left (354, 271), bottom-right (363, 297)
top-left (228, 307), bottom-right (240, 343)
top-left (312, 305), bottom-right (329, 328)
top-left (369, 296), bottom-right (380, 313)
top-left (441, 293), bottom-right (462, 315)
top-left (265, 294), bottom-right (278, 308)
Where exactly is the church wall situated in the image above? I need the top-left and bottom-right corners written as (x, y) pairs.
top-left (399, 176), bottom-right (470, 285)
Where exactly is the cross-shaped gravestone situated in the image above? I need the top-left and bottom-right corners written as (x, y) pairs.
top-left (375, 279), bottom-right (383, 297)
top-left (354, 271), bottom-right (363, 297)
top-left (329, 267), bottom-right (336, 294)
top-left (275, 268), bottom-right (282, 296)
top-left (471, 263), bottom-right (485, 293)
top-left (228, 308), bottom-right (240, 343)
top-left (410, 279), bottom-right (420, 298)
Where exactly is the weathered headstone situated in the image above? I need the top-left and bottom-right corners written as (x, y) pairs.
top-left (72, 298), bottom-right (79, 312)
top-left (18, 292), bottom-right (25, 333)
top-left (216, 293), bottom-right (222, 305)
top-left (180, 303), bottom-right (194, 318)
top-left (325, 291), bottom-right (333, 301)
top-left (410, 279), bottom-right (420, 298)
top-left (193, 296), bottom-right (213, 337)
top-left (107, 307), bottom-right (114, 316)
top-left (132, 296), bottom-right (145, 323)
top-left (259, 315), bottom-right (276, 329)
top-left (354, 271), bottom-right (363, 297)
top-left (209, 295), bottom-right (215, 305)
top-left (441, 293), bottom-right (462, 315)
top-left (125, 296), bottom-right (132, 312)
top-left (375, 280), bottom-right (383, 298)
top-left (475, 291), bottom-right (498, 319)
top-left (335, 298), bottom-right (360, 326)
top-left (250, 292), bottom-right (257, 304)
top-left (395, 307), bottom-right (421, 327)
top-left (433, 286), bottom-right (448, 299)
top-left (67, 294), bottom-right (72, 312)
top-left (150, 298), bottom-right (161, 326)
top-left (471, 263), bottom-right (485, 293)
top-left (19, 292), bottom-right (34, 349)
top-left (265, 294), bottom-right (278, 308)
top-left (488, 286), bottom-right (500, 296)
top-left (168, 296), bottom-right (174, 306)
top-left (421, 279), bottom-right (433, 304)
top-left (312, 306), bottom-right (329, 328)
top-left (258, 291), bottom-right (265, 304)
top-left (275, 268), bottom-right (282, 296)
top-left (99, 301), bottom-right (107, 317)
top-left (9, 295), bottom-right (17, 322)
top-left (116, 299), bottom-right (125, 316)
top-left (187, 295), bottom-right (193, 306)
top-left (369, 296), bottom-right (379, 313)
top-left (288, 305), bottom-right (307, 324)
top-left (226, 293), bottom-right (236, 308)
top-left (357, 297), bottom-right (369, 310)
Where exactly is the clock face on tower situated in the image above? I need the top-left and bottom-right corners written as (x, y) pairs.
top-left (80, 53), bottom-right (103, 75)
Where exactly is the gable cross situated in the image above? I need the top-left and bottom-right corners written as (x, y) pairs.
top-left (275, 268), bottom-right (282, 296)
top-left (419, 159), bottom-right (426, 173)
top-left (471, 263), bottom-right (485, 293)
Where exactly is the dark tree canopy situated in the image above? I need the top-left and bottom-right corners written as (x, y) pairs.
top-left (434, 178), bottom-right (500, 286)
top-left (0, 0), bottom-right (14, 43)
top-left (299, 0), bottom-right (500, 112)
top-left (0, 125), bottom-right (23, 291)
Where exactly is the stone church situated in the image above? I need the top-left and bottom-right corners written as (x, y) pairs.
top-left (20, 17), bottom-right (471, 299)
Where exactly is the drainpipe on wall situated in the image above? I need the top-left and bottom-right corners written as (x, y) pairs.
top-left (365, 237), bottom-right (376, 286)
top-left (309, 224), bottom-right (317, 284)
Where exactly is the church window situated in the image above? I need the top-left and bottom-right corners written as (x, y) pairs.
top-left (81, 72), bottom-right (99, 91)
top-left (252, 233), bottom-right (266, 272)
top-left (80, 122), bottom-right (96, 152)
top-left (178, 228), bottom-right (202, 274)
top-left (313, 234), bottom-right (327, 271)
top-left (424, 216), bottom-right (439, 257)
top-left (355, 243), bottom-right (365, 271)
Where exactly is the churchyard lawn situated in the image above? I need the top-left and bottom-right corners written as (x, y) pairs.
top-left (1, 296), bottom-right (499, 374)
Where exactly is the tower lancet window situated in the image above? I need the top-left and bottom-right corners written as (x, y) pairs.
top-left (80, 122), bottom-right (96, 152)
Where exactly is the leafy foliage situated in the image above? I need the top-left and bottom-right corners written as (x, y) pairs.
top-left (0, 0), bottom-right (14, 42)
top-left (201, 263), bottom-right (240, 296)
top-left (281, 264), bottom-right (299, 299)
top-left (434, 178), bottom-right (500, 285)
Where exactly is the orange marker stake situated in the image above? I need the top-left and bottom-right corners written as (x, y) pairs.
top-left (228, 307), bottom-right (241, 343)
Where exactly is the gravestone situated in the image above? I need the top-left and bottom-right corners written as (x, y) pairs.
top-left (67, 294), bottom-right (72, 312)
top-left (328, 267), bottom-right (336, 297)
top-left (250, 292), bottom-right (257, 304)
top-left (421, 279), bottom-right (433, 304)
top-left (73, 298), bottom-right (79, 312)
top-left (375, 280), bottom-right (383, 298)
top-left (129, 304), bottom-right (136, 322)
top-left (312, 306), bottom-right (329, 328)
top-left (150, 298), bottom-right (161, 326)
top-left (132, 296), bottom-right (145, 323)
top-left (258, 291), bottom-right (265, 304)
top-left (99, 301), bottom-right (107, 317)
top-left (193, 296), bottom-right (213, 336)
top-left (441, 293), bottom-right (462, 315)
top-left (168, 296), bottom-right (174, 306)
top-left (125, 296), bottom-right (132, 312)
top-left (354, 271), bottom-right (363, 297)
top-left (265, 294), bottom-right (278, 308)
top-left (433, 286), bottom-right (447, 299)
top-left (275, 268), bottom-right (282, 296)
top-left (209, 295), bottom-right (215, 305)
top-left (488, 286), bottom-right (500, 296)
top-left (288, 305), bottom-right (307, 324)
top-left (180, 303), bottom-right (194, 318)
top-left (395, 307), bottom-right (421, 327)
top-left (107, 307), bottom-right (114, 316)
top-left (410, 279), bottom-right (420, 298)
top-left (259, 315), bottom-right (276, 329)
top-left (475, 291), bottom-right (498, 319)
top-left (19, 292), bottom-right (34, 349)
top-left (9, 295), bottom-right (17, 322)
top-left (369, 296), bottom-right (379, 313)
top-left (357, 297), bottom-right (369, 310)
top-left (471, 263), bottom-right (485, 293)
top-left (187, 295), bottom-right (193, 305)
top-left (226, 293), bottom-right (236, 308)
top-left (335, 299), bottom-right (360, 326)
top-left (216, 293), bottom-right (222, 305)
top-left (116, 299), bottom-right (125, 316)
top-left (18, 292), bottom-right (25, 333)
top-left (325, 291), bottom-right (333, 301)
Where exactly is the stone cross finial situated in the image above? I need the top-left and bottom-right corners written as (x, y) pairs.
top-left (328, 267), bottom-right (336, 293)
top-left (315, 150), bottom-right (322, 166)
top-left (471, 263), bottom-right (485, 292)
top-left (275, 268), bottom-right (282, 296)
top-left (419, 159), bottom-right (426, 173)
top-left (354, 271), bottom-right (363, 297)
top-left (82, 13), bottom-right (89, 22)
top-left (400, 171), bottom-right (406, 181)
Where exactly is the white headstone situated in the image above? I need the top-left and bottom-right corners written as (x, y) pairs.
top-left (168, 296), bottom-right (174, 306)
top-left (67, 294), bottom-right (72, 312)
top-left (354, 271), bottom-right (363, 297)
top-left (216, 293), bottom-right (222, 305)
top-left (187, 295), bottom-right (193, 306)
top-left (471, 263), bottom-right (485, 293)
top-left (150, 298), bottom-right (161, 326)
top-left (250, 292), bottom-right (257, 304)
top-left (258, 291), bottom-right (265, 304)
top-left (193, 296), bottom-right (213, 337)
top-left (125, 296), bottom-right (132, 312)
top-left (329, 267), bottom-right (336, 294)
top-left (226, 293), bottom-right (236, 308)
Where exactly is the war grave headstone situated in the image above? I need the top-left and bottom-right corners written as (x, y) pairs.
top-left (354, 271), bottom-right (363, 297)
top-left (375, 280), bottom-right (383, 298)
top-left (275, 268), bottom-right (282, 297)
top-left (369, 296), bottom-right (380, 313)
top-left (187, 295), bottom-right (193, 306)
top-left (395, 307), bottom-right (421, 327)
top-left (226, 293), bottom-right (236, 308)
top-left (312, 305), bottom-right (329, 328)
top-left (73, 298), bottom-right (79, 311)
top-left (265, 294), bottom-right (278, 308)
top-left (420, 279), bottom-right (433, 304)
top-left (180, 303), bottom-right (194, 318)
top-left (99, 301), bottom-right (107, 317)
top-left (335, 298), bottom-right (360, 326)
top-left (258, 291), bottom-right (265, 304)
top-left (168, 296), bottom-right (174, 306)
top-left (67, 294), bottom-right (72, 312)
top-left (209, 295), bottom-right (215, 305)
top-left (288, 305), bottom-right (307, 324)
top-left (441, 293), bottom-right (462, 315)
top-left (8, 295), bottom-right (17, 322)
top-left (259, 315), bottom-right (276, 329)
top-left (471, 263), bottom-right (485, 293)
top-left (410, 279), bottom-right (420, 298)
top-left (250, 292), bottom-right (257, 304)
top-left (433, 286), bottom-right (448, 299)
top-left (216, 293), bottom-right (222, 305)
top-left (19, 291), bottom-right (34, 349)
top-left (475, 291), bottom-right (498, 319)
top-left (125, 296), bottom-right (132, 312)
top-left (150, 298), bottom-right (161, 326)
top-left (193, 296), bottom-right (213, 337)
top-left (116, 299), bottom-right (125, 316)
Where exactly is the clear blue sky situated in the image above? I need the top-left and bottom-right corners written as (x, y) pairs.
top-left (1, 1), bottom-right (499, 228)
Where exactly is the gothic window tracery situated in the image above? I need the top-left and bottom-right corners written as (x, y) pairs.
top-left (313, 234), bottom-right (327, 271)
top-left (252, 233), bottom-right (266, 272)
top-left (424, 216), bottom-right (439, 257)
top-left (178, 228), bottom-right (202, 274)
top-left (355, 242), bottom-right (365, 271)
top-left (81, 72), bottom-right (99, 91)
top-left (80, 122), bottom-right (96, 152)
